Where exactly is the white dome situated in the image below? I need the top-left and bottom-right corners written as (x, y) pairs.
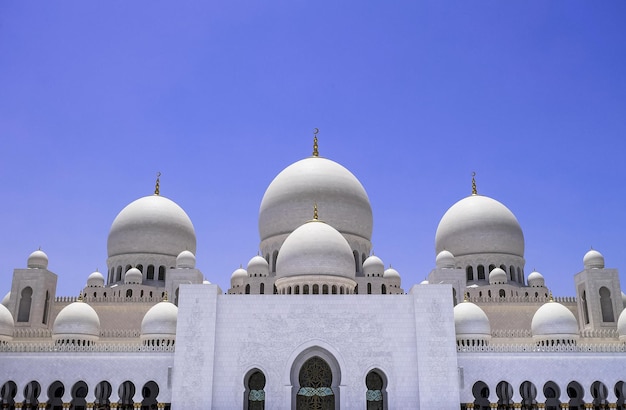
top-left (383, 267), bottom-right (401, 279)
top-left (203, 279), bottom-right (211, 285)
top-left (276, 220), bottom-right (355, 280)
top-left (0, 304), bottom-right (14, 342)
top-left (108, 195), bottom-right (196, 259)
top-left (436, 250), bottom-right (456, 269)
top-left (259, 157), bottom-right (372, 243)
top-left (489, 267), bottom-right (508, 285)
top-left (1, 292), bottom-right (10, 308)
top-left (247, 255), bottom-right (269, 277)
top-left (124, 268), bottom-right (142, 284)
top-left (27, 249), bottom-right (48, 269)
top-left (176, 250), bottom-right (196, 269)
top-left (363, 255), bottom-right (384, 277)
top-left (87, 271), bottom-right (105, 287)
top-left (618, 308), bottom-right (626, 341)
top-left (230, 267), bottom-right (248, 287)
top-left (531, 301), bottom-right (579, 341)
top-left (453, 301), bottom-right (491, 340)
top-left (527, 271), bottom-right (545, 287)
top-left (141, 301), bottom-right (178, 340)
top-left (420, 280), bottom-right (429, 285)
top-left (435, 195), bottom-right (524, 258)
top-left (583, 249), bottom-right (604, 269)
top-left (52, 301), bottom-right (100, 342)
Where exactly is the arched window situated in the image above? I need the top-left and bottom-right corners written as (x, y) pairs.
top-left (109, 267), bottom-right (114, 284)
top-left (600, 287), bottom-right (615, 322)
top-left (313, 284), bottom-right (319, 294)
top-left (260, 283), bottom-right (265, 295)
top-left (246, 371), bottom-right (266, 410)
top-left (477, 265), bottom-right (485, 280)
top-left (496, 381), bottom-right (513, 409)
top-left (118, 381), bottom-right (135, 410)
top-left (42, 290), bottom-right (50, 324)
top-left (141, 381), bottom-right (159, 410)
top-left (158, 266), bottom-right (166, 281)
top-left (466, 266), bottom-right (474, 281)
top-left (0, 381), bottom-right (17, 409)
top-left (116, 266), bottom-right (123, 282)
top-left (46, 381), bottom-right (64, 410)
top-left (17, 287), bottom-right (33, 322)
top-left (303, 285), bottom-right (309, 295)
top-left (591, 381), bottom-right (608, 409)
top-left (581, 290), bottom-right (590, 324)
top-left (353, 250), bottom-right (360, 273)
top-left (488, 264), bottom-right (496, 274)
top-left (472, 381), bottom-right (490, 410)
top-left (322, 285), bottom-right (329, 294)
top-left (297, 357), bottom-right (334, 410)
top-left (519, 381), bottom-right (537, 409)
top-left (543, 381), bottom-right (561, 410)
top-left (366, 370), bottom-right (386, 410)
top-left (331, 285), bottom-right (337, 295)
top-left (295, 286), bottom-right (300, 295)
top-left (499, 289), bottom-right (505, 298)
top-left (340, 287), bottom-right (344, 295)
top-left (23, 381), bottom-right (41, 410)
top-left (567, 381), bottom-right (584, 409)
top-left (147, 265), bottom-right (155, 280)
top-left (381, 284), bottom-right (386, 295)
top-left (367, 283), bottom-right (372, 294)
top-left (126, 289), bottom-right (132, 298)
top-left (245, 284), bottom-right (251, 295)
top-left (71, 381), bottom-right (88, 410)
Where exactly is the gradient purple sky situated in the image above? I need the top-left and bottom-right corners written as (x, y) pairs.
top-left (1, 1), bottom-right (625, 298)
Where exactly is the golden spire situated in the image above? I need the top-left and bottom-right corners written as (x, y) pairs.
top-left (549, 291), bottom-right (554, 302)
top-left (313, 203), bottom-right (319, 220)
top-left (155, 172), bottom-right (161, 196)
top-left (312, 128), bottom-right (319, 157)
top-left (78, 292), bottom-right (84, 302)
top-left (471, 172), bottom-right (477, 195)
top-left (464, 292), bottom-right (469, 302)
top-left (163, 291), bottom-right (168, 302)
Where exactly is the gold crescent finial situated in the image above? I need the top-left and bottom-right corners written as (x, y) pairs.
top-left (549, 291), bottom-right (553, 302)
top-left (312, 128), bottom-right (319, 157)
top-left (313, 203), bottom-right (319, 220)
top-left (471, 171), bottom-right (477, 195)
top-left (155, 172), bottom-right (161, 196)
top-left (163, 291), bottom-right (168, 302)
top-left (464, 292), bottom-right (469, 302)
top-left (78, 292), bottom-right (84, 302)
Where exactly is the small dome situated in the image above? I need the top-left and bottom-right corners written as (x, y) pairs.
top-left (247, 256), bottom-right (269, 277)
top-left (0, 304), bottom-right (14, 342)
top-left (583, 249), bottom-right (604, 269)
top-left (531, 300), bottom-right (579, 342)
top-left (618, 308), bottom-right (626, 341)
top-left (141, 300), bottom-right (178, 340)
top-left (453, 301), bottom-right (491, 341)
top-left (124, 268), bottom-right (142, 285)
top-left (176, 250), bottom-right (196, 269)
top-left (435, 195), bottom-right (524, 258)
top-left (276, 220), bottom-right (355, 280)
top-left (1, 292), bottom-right (10, 308)
top-left (436, 250), bottom-right (455, 269)
top-left (230, 267), bottom-right (248, 287)
top-left (420, 280), bottom-right (429, 285)
top-left (27, 249), bottom-right (48, 269)
top-left (108, 195), bottom-right (196, 259)
top-left (87, 271), bottom-right (105, 287)
top-left (489, 268), bottom-right (507, 285)
top-left (383, 267), bottom-right (401, 279)
top-left (363, 255), bottom-right (384, 277)
top-left (203, 279), bottom-right (211, 285)
top-left (52, 300), bottom-right (100, 342)
top-left (527, 271), bottom-right (545, 287)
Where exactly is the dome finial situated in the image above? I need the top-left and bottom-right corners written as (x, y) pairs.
top-left (78, 292), bottom-right (84, 302)
top-left (549, 291), bottom-right (553, 302)
top-left (313, 203), bottom-right (319, 220)
top-left (312, 128), bottom-right (319, 157)
top-left (163, 291), bottom-right (168, 302)
top-left (154, 172), bottom-right (161, 196)
top-left (471, 171), bottom-right (477, 195)
top-left (464, 292), bottom-right (469, 302)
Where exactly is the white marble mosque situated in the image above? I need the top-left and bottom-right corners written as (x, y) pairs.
top-left (2, 136), bottom-right (626, 410)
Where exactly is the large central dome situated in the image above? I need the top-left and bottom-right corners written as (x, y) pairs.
top-left (259, 156), bottom-right (373, 242)
top-left (435, 194), bottom-right (524, 258)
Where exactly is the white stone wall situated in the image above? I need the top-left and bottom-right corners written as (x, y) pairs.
top-left (173, 283), bottom-right (461, 409)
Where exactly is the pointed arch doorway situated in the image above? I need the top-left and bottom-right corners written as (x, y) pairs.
top-left (296, 356), bottom-right (335, 410)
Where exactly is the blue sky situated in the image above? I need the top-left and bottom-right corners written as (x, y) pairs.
top-left (1, 1), bottom-right (625, 298)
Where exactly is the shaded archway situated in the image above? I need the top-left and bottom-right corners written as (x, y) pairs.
top-left (472, 381), bottom-right (490, 410)
top-left (590, 381), bottom-right (608, 409)
top-left (71, 381), bottom-right (88, 410)
top-left (22, 381), bottom-right (41, 410)
top-left (366, 369), bottom-right (387, 410)
top-left (118, 381), bottom-right (135, 410)
top-left (296, 356), bottom-right (334, 410)
top-left (46, 381), bottom-right (64, 410)
top-left (496, 381), bottom-right (513, 409)
top-left (615, 381), bottom-right (626, 409)
top-left (519, 381), bottom-right (537, 410)
top-left (567, 381), bottom-right (585, 410)
top-left (245, 370), bottom-right (265, 410)
top-left (1, 381), bottom-right (17, 410)
top-left (543, 381), bottom-right (561, 410)
top-left (17, 287), bottom-right (33, 322)
top-left (141, 381), bottom-right (159, 410)
top-left (94, 381), bottom-right (112, 410)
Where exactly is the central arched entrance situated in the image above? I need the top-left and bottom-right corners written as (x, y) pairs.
top-left (296, 356), bottom-right (335, 410)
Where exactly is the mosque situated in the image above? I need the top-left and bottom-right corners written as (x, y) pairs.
top-left (2, 136), bottom-right (626, 410)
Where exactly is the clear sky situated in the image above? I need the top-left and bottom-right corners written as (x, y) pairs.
top-left (1, 1), bottom-right (625, 298)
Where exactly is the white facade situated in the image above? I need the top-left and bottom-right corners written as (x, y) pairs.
top-left (1, 140), bottom-right (626, 409)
